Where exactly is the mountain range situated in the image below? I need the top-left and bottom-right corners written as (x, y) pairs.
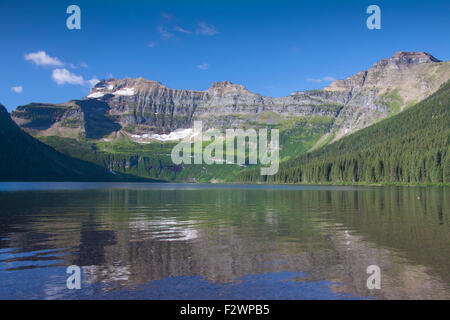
top-left (3, 51), bottom-right (450, 183)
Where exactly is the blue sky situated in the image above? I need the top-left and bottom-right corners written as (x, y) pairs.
top-left (1, 0), bottom-right (449, 111)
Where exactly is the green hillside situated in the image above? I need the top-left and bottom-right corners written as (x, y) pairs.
top-left (35, 115), bottom-right (332, 182)
top-left (238, 80), bottom-right (450, 185)
top-left (0, 104), bottom-right (153, 182)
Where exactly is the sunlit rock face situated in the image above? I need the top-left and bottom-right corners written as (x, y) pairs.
top-left (83, 78), bottom-right (344, 136)
top-left (320, 52), bottom-right (450, 141)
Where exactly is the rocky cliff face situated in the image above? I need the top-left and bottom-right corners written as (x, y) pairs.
top-left (324, 51), bottom-right (450, 140)
top-left (83, 78), bottom-right (344, 133)
top-left (11, 52), bottom-right (450, 145)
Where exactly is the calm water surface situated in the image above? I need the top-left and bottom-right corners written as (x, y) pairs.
top-left (0, 183), bottom-right (449, 299)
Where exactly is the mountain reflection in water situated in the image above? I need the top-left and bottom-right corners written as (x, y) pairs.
top-left (0, 183), bottom-right (448, 299)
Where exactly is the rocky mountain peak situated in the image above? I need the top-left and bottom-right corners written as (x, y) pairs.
top-left (326, 51), bottom-right (446, 93)
top-left (107, 77), bottom-right (166, 90)
top-left (391, 51), bottom-right (441, 64)
top-left (207, 81), bottom-right (249, 94)
top-left (86, 77), bottom-right (169, 99)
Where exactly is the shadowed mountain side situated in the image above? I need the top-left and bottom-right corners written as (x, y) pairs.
top-left (76, 99), bottom-right (122, 139)
top-left (0, 104), bottom-right (156, 182)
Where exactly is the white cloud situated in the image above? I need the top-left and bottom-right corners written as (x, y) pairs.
top-left (24, 51), bottom-right (63, 67)
top-left (147, 41), bottom-right (158, 48)
top-left (197, 63), bottom-right (209, 70)
top-left (174, 25), bottom-right (192, 34)
top-left (196, 22), bottom-right (218, 35)
top-left (52, 68), bottom-right (84, 85)
top-left (80, 62), bottom-right (88, 68)
top-left (158, 26), bottom-right (174, 39)
top-left (307, 76), bottom-right (336, 83)
top-left (11, 86), bottom-right (23, 93)
top-left (86, 77), bottom-right (100, 88)
top-left (51, 68), bottom-right (98, 87)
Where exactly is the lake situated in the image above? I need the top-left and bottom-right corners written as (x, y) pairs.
top-left (0, 182), bottom-right (448, 299)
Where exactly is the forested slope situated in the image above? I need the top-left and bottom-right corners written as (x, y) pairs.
top-left (238, 80), bottom-right (450, 185)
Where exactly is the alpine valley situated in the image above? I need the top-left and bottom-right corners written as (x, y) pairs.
top-left (7, 52), bottom-right (450, 184)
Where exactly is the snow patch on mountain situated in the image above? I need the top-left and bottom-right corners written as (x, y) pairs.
top-left (87, 92), bottom-right (105, 98)
top-left (131, 128), bottom-right (196, 142)
top-left (113, 87), bottom-right (135, 96)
